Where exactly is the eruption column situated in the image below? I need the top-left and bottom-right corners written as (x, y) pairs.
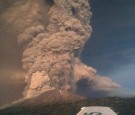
top-left (17, 0), bottom-right (120, 98)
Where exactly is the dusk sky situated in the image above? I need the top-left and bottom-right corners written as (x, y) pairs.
top-left (82, 0), bottom-right (135, 91)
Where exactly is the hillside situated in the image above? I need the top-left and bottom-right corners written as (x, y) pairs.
top-left (0, 90), bottom-right (135, 115)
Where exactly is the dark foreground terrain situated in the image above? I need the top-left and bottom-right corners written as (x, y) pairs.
top-left (0, 90), bottom-right (135, 115)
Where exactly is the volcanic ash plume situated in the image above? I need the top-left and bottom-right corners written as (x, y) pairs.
top-left (17, 0), bottom-right (120, 98)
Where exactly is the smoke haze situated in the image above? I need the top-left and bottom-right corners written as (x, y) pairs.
top-left (0, 0), bottom-right (50, 105)
top-left (0, 69), bottom-right (26, 105)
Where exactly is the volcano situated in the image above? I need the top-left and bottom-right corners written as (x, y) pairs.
top-left (1, 91), bottom-right (135, 115)
top-left (0, 89), bottom-right (85, 115)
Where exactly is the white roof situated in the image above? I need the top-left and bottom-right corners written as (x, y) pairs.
top-left (77, 106), bottom-right (117, 115)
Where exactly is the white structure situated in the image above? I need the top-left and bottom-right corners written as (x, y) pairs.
top-left (77, 106), bottom-right (117, 115)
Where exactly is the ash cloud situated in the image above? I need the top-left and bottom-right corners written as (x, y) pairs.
top-left (17, 0), bottom-right (120, 98)
top-left (0, 0), bottom-right (120, 101)
top-left (74, 59), bottom-right (120, 97)
top-left (0, 0), bottom-right (50, 105)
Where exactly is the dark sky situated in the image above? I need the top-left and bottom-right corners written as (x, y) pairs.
top-left (82, 0), bottom-right (135, 90)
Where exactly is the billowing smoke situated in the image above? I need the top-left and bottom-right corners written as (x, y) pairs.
top-left (17, 0), bottom-right (120, 98)
top-left (0, 0), bottom-right (120, 100)
top-left (74, 59), bottom-right (120, 97)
